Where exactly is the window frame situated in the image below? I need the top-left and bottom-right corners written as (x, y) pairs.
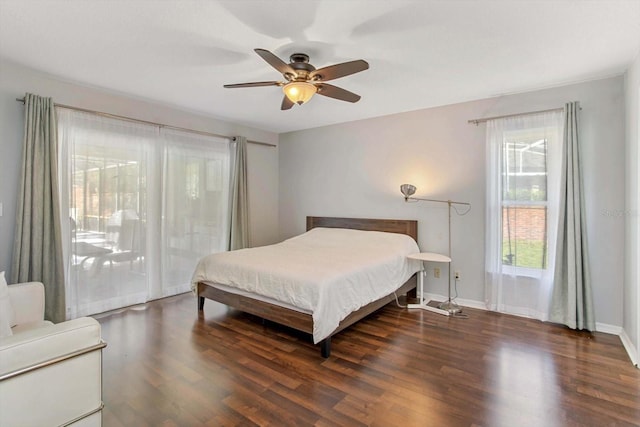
top-left (500, 134), bottom-right (550, 274)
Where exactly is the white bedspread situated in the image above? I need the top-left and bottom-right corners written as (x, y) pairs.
top-left (191, 227), bottom-right (420, 343)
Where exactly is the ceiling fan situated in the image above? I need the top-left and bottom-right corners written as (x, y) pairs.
top-left (224, 48), bottom-right (369, 110)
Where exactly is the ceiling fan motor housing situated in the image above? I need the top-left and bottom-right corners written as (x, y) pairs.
top-left (289, 53), bottom-right (315, 78)
top-left (289, 53), bottom-right (310, 63)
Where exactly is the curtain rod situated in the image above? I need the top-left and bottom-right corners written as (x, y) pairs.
top-left (15, 97), bottom-right (276, 148)
top-left (468, 107), bottom-right (570, 126)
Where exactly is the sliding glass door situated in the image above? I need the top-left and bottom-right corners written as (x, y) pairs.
top-left (58, 109), bottom-right (231, 318)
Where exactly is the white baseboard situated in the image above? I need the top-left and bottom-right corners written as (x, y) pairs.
top-left (419, 293), bottom-right (638, 367)
top-left (455, 297), bottom-right (487, 310)
top-left (595, 322), bottom-right (622, 335)
top-left (619, 328), bottom-right (639, 367)
top-left (422, 293), bottom-right (486, 310)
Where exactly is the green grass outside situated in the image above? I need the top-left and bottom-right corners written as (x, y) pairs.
top-left (502, 239), bottom-right (547, 269)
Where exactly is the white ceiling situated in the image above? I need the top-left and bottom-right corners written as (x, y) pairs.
top-left (1, 0), bottom-right (639, 134)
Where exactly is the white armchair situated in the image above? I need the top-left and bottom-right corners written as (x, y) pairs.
top-left (0, 281), bottom-right (106, 427)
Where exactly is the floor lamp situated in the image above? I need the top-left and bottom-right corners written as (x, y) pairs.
top-left (401, 183), bottom-right (471, 314)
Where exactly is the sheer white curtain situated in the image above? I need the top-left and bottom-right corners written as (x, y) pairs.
top-left (485, 111), bottom-right (563, 320)
top-left (58, 109), bottom-right (231, 318)
top-left (157, 128), bottom-right (231, 299)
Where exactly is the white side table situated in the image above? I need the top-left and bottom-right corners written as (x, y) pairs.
top-left (407, 252), bottom-right (452, 316)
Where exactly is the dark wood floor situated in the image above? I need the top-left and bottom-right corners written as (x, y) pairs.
top-left (97, 293), bottom-right (640, 427)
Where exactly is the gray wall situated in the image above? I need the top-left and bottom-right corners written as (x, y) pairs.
top-left (279, 76), bottom-right (627, 329)
top-left (0, 59), bottom-right (280, 279)
top-left (624, 51), bottom-right (640, 363)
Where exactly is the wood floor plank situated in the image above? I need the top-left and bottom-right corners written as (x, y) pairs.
top-left (97, 293), bottom-right (640, 426)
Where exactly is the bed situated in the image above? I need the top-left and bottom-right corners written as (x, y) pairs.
top-left (193, 216), bottom-right (419, 357)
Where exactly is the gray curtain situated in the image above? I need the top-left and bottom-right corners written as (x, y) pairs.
top-left (549, 102), bottom-right (595, 330)
top-left (11, 93), bottom-right (66, 323)
top-left (229, 136), bottom-right (249, 250)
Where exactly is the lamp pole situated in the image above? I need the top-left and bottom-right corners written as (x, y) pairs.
top-left (402, 186), bottom-right (470, 314)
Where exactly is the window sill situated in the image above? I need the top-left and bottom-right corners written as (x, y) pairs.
top-left (501, 265), bottom-right (546, 279)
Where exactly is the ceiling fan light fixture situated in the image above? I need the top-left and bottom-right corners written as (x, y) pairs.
top-left (283, 81), bottom-right (317, 105)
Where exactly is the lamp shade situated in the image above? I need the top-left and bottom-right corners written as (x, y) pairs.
top-left (400, 184), bottom-right (417, 198)
top-left (283, 81), bottom-right (317, 105)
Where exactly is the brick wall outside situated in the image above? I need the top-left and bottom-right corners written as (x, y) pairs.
top-left (502, 206), bottom-right (547, 241)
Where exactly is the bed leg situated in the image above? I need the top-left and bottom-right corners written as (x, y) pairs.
top-left (198, 296), bottom-right (205, 311)
top-left (320, 338), bottom-right (331, 358)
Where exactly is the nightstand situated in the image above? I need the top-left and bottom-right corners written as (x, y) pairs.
top-left (407, 252), bottom-right (452, 316)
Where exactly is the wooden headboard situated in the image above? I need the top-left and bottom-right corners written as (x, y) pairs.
top-left (306, 216), bottom-right (418, 242)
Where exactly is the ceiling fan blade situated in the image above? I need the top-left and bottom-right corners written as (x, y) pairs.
top-left (316, 83), bottom-right (361, 103)
top-left (310, 60), bottom-right (369, 82)
top-left (281, 96), bottom-right (294, 110)
top-left (254, 48), bottom-right (297, 77)
top-left (223, 81), bottom-right (282, 88)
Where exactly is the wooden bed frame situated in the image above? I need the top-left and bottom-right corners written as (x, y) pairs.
top-left (197, 216), bottom-right (418, 358)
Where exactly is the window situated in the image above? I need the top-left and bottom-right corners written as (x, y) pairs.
top-left (485, 110), bottom-right (563, 319)
top-left (501, 132), bottom-right (548, 270)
